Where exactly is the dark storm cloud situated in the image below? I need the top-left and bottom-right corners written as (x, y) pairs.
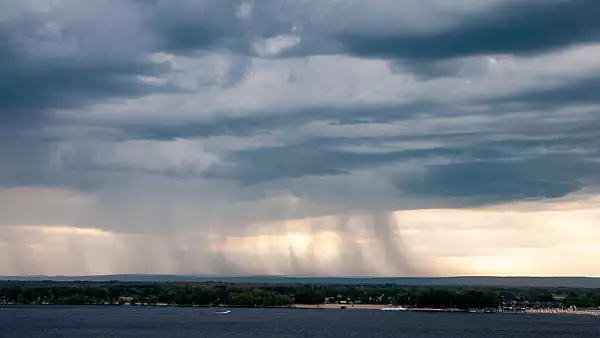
top-left (138, 0), bottom-right (259, 55)
top-left (0, 57), bottom-right (173, 124)
top-left (2, 0), bottom-right (599, 207)
top-left (335, 0), bottom-right (600, 61)
top-left (388, 57), bottom-right (494, 80)
top-left (396, 155), bottom-right (600, 205)
top-left (196, 110), bottom-right (600, 205)
top-left (131, 0), bottom-right (600, 65)
top-left (0, 141), bottom-right (107, 191)
top-left (139, 0), bottom-right (313, 56)
top-left (0, 8), bottom-right (176, 132)
top-left (483, 76), bottom-right (600, 108)
top-left (123, 102), bottom-right (442, 140)
top-left (384, 116), bottom-right (600, 205)
top-left (130, 0), bottom-right (600, 83)
top-left (100, 93), bottom-right (600, 205)
top-left (203, 141), bottom-right (508, 185)
top-left (151, 10), bottom-right (242, 53)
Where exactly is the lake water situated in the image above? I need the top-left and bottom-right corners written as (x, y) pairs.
top-left (1, 306), bottom-right (599, 337)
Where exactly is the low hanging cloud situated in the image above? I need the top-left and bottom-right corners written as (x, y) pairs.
top-left (0, 0), bottom-right (176, 134)
top-left (1, 0), bottom-right (600, 276)
top-left (334, 0), bottom-right (600, 60)
top-left (484, 75), bottom-right (600, 109)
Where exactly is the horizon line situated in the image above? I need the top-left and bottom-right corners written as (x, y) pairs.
top-left (2, 274), bottom-right (599, 279)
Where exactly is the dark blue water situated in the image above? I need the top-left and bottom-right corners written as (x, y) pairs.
top-left (1, 306), bottom-right (599, 337)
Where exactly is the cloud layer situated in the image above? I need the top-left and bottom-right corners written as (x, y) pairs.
top-left (1, 0), bottom-right (599, 276)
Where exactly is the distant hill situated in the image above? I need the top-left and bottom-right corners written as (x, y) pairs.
top-left (1, 275), bottom-right (600, 288)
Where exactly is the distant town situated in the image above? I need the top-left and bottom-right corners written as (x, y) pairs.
top-left (1, 280), bottom-right (599, 315)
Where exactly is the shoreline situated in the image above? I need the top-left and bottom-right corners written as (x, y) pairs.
top-left (293, 304), bottom-right (600, 316)
top-left (294, 304), bottom-right (468, 313)
top-left (293, 304), bottom-right (388, 310)
top-left (2, 303), bottom-right (599, 316)
top-left (526, 309), bottom-right (600, 316)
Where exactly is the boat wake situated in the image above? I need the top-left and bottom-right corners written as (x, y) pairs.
top-left (381, 307), bottom-right (408, 311)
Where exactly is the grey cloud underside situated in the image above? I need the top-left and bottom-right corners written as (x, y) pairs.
top-left (0, 141), bottom-right (109, 191)
top-left (0, 23), bottom-right (176, 131)
top-left (484, 76), bottom-right (600, 109)
top-left (334, 0), bottom-right (600, 61)
top-left (117, 91), bottom-right (600, 202)
top-left (124, 103), bottom-right (440, 140)
top-left (0, 57), bottom-right (172, 119)
top-left (142, 0), bottom-right (293, 56)
top-left (203, 134), bottom-right (599, 203)
top-left (203, 142), bottom-right (500, 185)
top-left (2, 0), bottom-right (600, 208)
top-left (145, 0), bottom-right (600, 62)
top-left (151, 9), bottom-right (244, 53)
top-left (29, 96), bottom-right (600, 205)
top-left (397, 156), bottom-right (599, 204)
top-left (4, 1), bottom-right (600, 278)
top-left (140, 0), bottom-right (309, 56)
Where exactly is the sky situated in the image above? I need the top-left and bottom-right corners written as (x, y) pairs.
top-left (1, 0), bottom-right (600, 277)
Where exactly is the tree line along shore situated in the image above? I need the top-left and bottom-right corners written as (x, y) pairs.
top-left (1, 281), bottom-right (600, 312)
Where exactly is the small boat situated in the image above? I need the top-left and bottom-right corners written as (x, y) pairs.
top-left (381, 307), bottom-right (408, 311)
top-left (215, 309), bottom-right (231, 314)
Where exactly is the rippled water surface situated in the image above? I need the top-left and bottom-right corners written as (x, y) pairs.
top-left (1, 306), bottom-right (599, 337)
